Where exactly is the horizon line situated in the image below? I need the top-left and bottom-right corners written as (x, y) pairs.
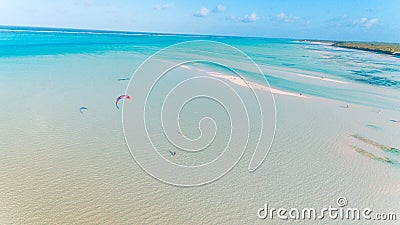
top-left (0, 24), bottom-right (274, 39)
top-left (0, 24), bottom-right (398, 44)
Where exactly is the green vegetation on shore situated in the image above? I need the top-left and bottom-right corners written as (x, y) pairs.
top-left (302, 39), bottom-right (400, 56)
top-left (332, 41), bottom-right (400, 55)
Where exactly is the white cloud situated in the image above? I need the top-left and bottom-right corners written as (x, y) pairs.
top-left (360, 17), bottom-right (368, 24)
top-left (212, 4), bottom-right (226, 13)
top-left (240, 12), bottom-right (259, 23)
top-left (193, 7), bottom-right (210, 17)
top-left (226, 15), bottom-right (235, 21)
top-left (275, 12), bottom-right (298, 23)
top-left (276, 12), bottom-right (288, 21)
top-left (326, 15), bottom-right (378, 29)
top-left (368, 18), bottom-right (378, 27)
top-left (153, 3), bottom-right (175, 10)
top-left (358, 17), bottom-right (378, 28)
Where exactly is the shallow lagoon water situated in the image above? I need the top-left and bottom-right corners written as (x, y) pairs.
top-left (0, 27), bottom-right (400, 224)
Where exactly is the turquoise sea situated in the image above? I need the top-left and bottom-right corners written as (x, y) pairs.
top-left (1, 26), bottom-right (400, 224)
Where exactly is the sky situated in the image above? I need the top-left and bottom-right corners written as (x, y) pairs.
top-left (0, 0), bottom-right (399, 42)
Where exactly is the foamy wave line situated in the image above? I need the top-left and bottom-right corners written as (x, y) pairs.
top-left (0, 28), bottom-right (219, 39)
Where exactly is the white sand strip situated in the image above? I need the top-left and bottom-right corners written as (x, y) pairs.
top-left (294, 73), bottom-right (348, 84)
top-left (179, 64), bottom-right (307, 98)
top-left (206, 72), bottom-right (307, 98)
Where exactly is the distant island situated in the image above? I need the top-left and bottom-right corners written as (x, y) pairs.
top-left (333, 41), bottom-right (400, 56)
top-left (302, 40), bottom-right (400, 56)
